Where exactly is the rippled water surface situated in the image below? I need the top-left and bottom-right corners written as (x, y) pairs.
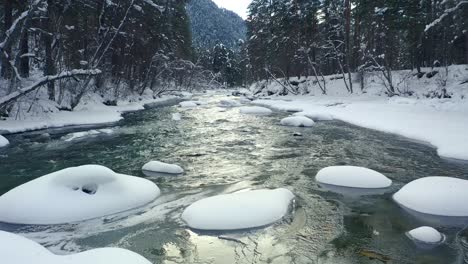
top-left (1, 92), bottom-right (468, 264)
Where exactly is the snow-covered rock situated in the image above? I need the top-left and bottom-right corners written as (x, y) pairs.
top-left (280, 116), bottom-right (315, 127)
top-left (0, 231), bottom-right (152, 264)
top-left (316, 166), bottom-right (392, 189)
top-left (181, 188), bottom-right (294, 230)
top-left (61, 129), bottom-right (114, 142)
top-left (0, 165), bottom-right (160, 225)
top-left (406, 226), bottom-right (444, 245)
top-left (393, 177), bottom-right (468, 217)
top-left (179, 101), bottom-right (199, 108)
top-left (239, 106), bottom-right (272, 115)
top-left (142, 161), bottom-right (184, 174)
top-left (219, 99), bottom-right (242, 108)
top-left (293, 111), bottom-right (334, 121)
top-left (172, 113), bottom-right (182, 121)
top-left (0, 135), bottom-right (9, 147)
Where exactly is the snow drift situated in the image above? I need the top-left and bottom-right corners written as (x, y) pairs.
top-left (0, 135), bottom-right (9, 147)
top-left (142, 161), bottom-right (184, 174)
top-left (406, 226), bottom-right (444, 245)
top-left (280, 116), bottom-right (315, 127)
top-left (0, 231), bottom-right (152, 264)
top-left (239, 106), bottom-right (272, 115)
top-left (0, 165), bottom-right (160, 225)
top-left (393, 176), bottom-right (468, 217)
top-left (315, 166), bottom-right (392, 188)
top-left (181, 188), bottom-right (294, 230)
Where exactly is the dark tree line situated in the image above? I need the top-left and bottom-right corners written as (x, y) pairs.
top-left (0, 0), bottom-right (219, 114)
top-left (244, 0), bottom-right (468, 94)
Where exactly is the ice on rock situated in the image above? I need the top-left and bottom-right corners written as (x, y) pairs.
top-left (219, 99), bottom-right (242, 108)
top-left (179, 101), bottom-right (199, 108)
top-left (0, 165), bottom-right (160, 225)
top-left (0, 231), bottom-right (152, 264)
top-left (280, 116), bottom-right (315, 127)
top-left (61, 129), bottom-right (114, 142)
top-left (316, 166), bottom-right (392, 189)
top-left (172, 113), bottom-right (182, 121)
top-left (181, 188), bottom-right (294, 231)
top-left (293, 111), bottom-right (333, 121)
top-left (0, 135), bottom-right (9, 147)
top-left (142, 161), bottom-right (184, 174)
top-left (407, 226), bottom-right (444, 245)
top-left (239, 106), bottom-right (272, 115)
top-left (393, 177), bottom-right (468, 217)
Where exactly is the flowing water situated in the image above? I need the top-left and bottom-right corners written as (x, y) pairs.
top-left (1, 92), bottom-right (468, 264)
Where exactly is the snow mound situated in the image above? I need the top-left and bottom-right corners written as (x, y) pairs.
top-left (0, 231), bottom-right (152, 264)
top-left (61, 129), bottom-right (114, 142)
top-left (0, 135), bottom-right (9, 147)
top-left (181, 188), bottom-right (294, 231)
top-left (293, 111), bottom-right (334, 121)
top-left (172, 113), bottom-right (182, 121)
top-left (393, 177), bottom-right (468, 217)
top-left (219, 99), bottom-right (242, 108)
top-left (179, 101), bottom-right (199, 108)
top-left (0, 165), bottom-right (160, 224)
top-left (239, 106), bottom-right (272, 115)
top-left (280, 116), bottom-right (315, 127)
top-left (407, 226), bottom-right (444, 244)
top-left (142, 161), bottom-right (184, 174)
top-left (316, 166), bottom-right (392, 189)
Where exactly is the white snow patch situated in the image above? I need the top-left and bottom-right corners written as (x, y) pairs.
top-left (181, 188), bottom-right (294, 230)
top-left (61, 129), bottom-right (114, 142)
top-left (172, 113), bottom-right (182, 121)
top-left (316, 166), bottom-right (392, 189)
top-left (142, 161), bottom-right (184, 174)
top-left (0, 231), bottom-right (152, 264)
top-left (393, 177), bottom-right (468, 217)
top-left (0, 165), bottom-right (160, 225)
top-left (239, 106), bottom-right (272, 115)
top-left (179, 101), bottom-right (199, 108)
top-left (280, 116), bottom-right (315, 127)
top-left (0, 135), bottom-right (9, 147)
top-left (293, 111), bottom-right (334, 121)
top-left (407, 226), bottom-right (444, 244)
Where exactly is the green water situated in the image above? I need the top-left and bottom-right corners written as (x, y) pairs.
top-left (1, 93), bottom-right (468, 263)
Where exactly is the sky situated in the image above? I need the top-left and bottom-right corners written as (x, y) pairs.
top-left (212, 0), bottom-right (252, 19)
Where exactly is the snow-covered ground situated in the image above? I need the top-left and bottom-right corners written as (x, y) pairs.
top-left (249, 65), bottom-right (468, 160)
top-left (0, 93), bottom-right (181, 134)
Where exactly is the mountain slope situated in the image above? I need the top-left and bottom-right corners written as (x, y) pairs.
top-left (187, 0), bottom-right (247, 49)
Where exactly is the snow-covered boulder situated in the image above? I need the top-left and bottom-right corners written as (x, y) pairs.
top-left (280, 116), bottom-right (315, 127)
top-left (142, 161), bottom-right (184, 174)
top-left (0, 135), bottom-right (9, 147)
top-left (293, 111), bottom-right (333, 121)
top-left (393, 177), bottom-right (468, 217)
top-left (172, 113), bottom-right (182, 121)
top-left (0, 231), bottom-right (152, 264)
top-left (61, 129), bottom-right (114, 142)
top-left (0, 165), bottom-right (160, 225)
top-left (239, 106), bottom-right (272, 115)
top-left (316, 166), bottom-right (392, 189)
top-left (406, 226), bottom-right (444, 245)
top-left (179, 101), bottom-right (199, 108)
top-left (219, 99), bottom-right (242, 108)
top-left (181, 188), bottom-right (294, 231)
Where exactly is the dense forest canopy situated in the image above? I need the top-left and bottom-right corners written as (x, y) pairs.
top-left (0, 0), bottom-right (467, 117)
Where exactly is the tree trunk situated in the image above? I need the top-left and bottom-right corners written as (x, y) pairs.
top-left (44, 0), bottom-right (56, 100)
top-left (344, 0), bottom-right (353, 93)
top-left (20, 30), bottom-right (29, 78)
top-left (1, 0), bottom-right (13, 79)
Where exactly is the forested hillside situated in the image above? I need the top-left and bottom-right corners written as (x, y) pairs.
top-left (0, 0), bottom-right (208, 115)
top-left (187, 0), bottom-right (246, 49)
top-left (245, 0), bottom-right (468, 95)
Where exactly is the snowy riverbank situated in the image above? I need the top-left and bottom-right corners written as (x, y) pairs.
top-left (0, 94), bottom-right (183, 135)
top-left (253, 95), bottom-right (468, 161)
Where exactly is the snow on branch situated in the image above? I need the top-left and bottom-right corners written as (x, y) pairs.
top-left (0, 69), bottom-right (102, 108)
top-left (425, 1), bottom-right (468, 32)
top-left (0, 0), bottom-right (43, 49)
top-left (140, 0), bottom-right (164, 12)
